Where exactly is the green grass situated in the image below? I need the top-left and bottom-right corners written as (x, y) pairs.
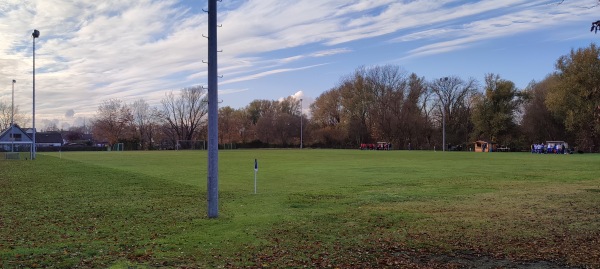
top-left (1, 150), bottom-right (600, 268)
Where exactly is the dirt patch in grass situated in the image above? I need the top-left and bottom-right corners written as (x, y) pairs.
top-left (229, 181), bottom-right (600, 268)
top-left (399, 182), bottom-right (600, 266)
top-left (223, 231), bottom-right (585, 268)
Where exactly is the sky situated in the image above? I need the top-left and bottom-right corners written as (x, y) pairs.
top-left (0, 0), bottom-right (599, 130)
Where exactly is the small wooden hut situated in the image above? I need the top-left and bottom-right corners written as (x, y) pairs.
top-left (474, 140), bottom-right (496, 152)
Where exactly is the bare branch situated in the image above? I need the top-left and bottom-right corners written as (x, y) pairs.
top-left (593, 20), bottom-right (600, 33)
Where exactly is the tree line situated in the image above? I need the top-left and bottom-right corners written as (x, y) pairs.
top-left (80, 43), bottom-right (600, 152)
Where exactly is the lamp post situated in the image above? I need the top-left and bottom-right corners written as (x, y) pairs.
top-left (11, 80), bottom-right (15, 152)
top-left (32, 29), bottom-right (39, 159)
top-left (439, 77), bottom-right (448, 152)
top-left (300, 98), bottom-right (303, 149)
top-left (442, 100), bottom-right (446, 152)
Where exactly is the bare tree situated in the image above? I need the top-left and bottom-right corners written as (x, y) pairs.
top-left (92, 99), bottom-right (134, 147)
top-left (132, 99), bottom-right (161, 149)
top-left (557, 0), bottom-right (600, 33)
top-left (256, 110), bottom-right (275, 144)
top-left (364, 65), bottom-right (408, 145)
top-left (273, 113), bottom-right (299, 146)
top-left (310, 65), bottom-right (433, 149)
top-left (161, 86), bottom-right (208, 143)
top-left (430, 76), bottom-right (478, 148)
top-left (593, 20), bottom-right (600, 33)
top-left (400, 73), bottom-right (430, 149)
top-left (340, 68), bottom-right (373, 146)
top-left (585, 1), bottom-right (600, 33)
top-left (43, 122), bottom-right (60, 132)
top-left (0, 100), bottom-right (28, 130)
top-left (0, 101), bottom-right (13, 130)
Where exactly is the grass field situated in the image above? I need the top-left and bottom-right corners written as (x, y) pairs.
top-left (1, 150), bottom-right (599, 268)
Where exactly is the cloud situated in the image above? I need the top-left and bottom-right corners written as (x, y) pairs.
top-left (1, 0), bottom-right (597, 128)
top-left (309, 48), bottom-right (353, 57)
top-left (65, 109), bottom-right (75, 118)
top-left (220, 88), bottom-right (250, 95)
top-left (389, 0), bottom-right (598, 60)
top-left (221, 63), bottom-right (328, 85)
top-left (289, 90), bottom-right (314, 117)
top-left (291, 91), bottom-right (305, 101)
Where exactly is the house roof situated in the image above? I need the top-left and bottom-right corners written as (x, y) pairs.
top-left (0, 126), bottom-right (64, 145)
top-left (35, 132), bottom-right (64, 144)
top-left (0, 124), bottom-right (33, 142)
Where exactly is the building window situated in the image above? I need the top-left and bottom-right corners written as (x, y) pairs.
top-left (10, 133), bottom-right (22, 141)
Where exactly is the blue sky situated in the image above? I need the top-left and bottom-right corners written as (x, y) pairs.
top-left (0, 0), bottom-right (598, 130)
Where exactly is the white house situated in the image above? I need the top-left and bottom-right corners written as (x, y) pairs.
top-left (0, 124), bottom-right (33, 152)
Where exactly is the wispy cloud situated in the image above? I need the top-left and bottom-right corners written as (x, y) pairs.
top-left (220, 88), bottom-right (250, 95)
top-left (397, 1), bottom-right (596, 57)
top-left (221, 63), bottom-right (328, 85)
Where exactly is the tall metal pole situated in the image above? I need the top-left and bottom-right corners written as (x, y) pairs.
top-left (300, 98), bottom-right (303, 149)
top-left (207, 0), bottom-right (219, 218)
top-left (32, 29), bottom-right (39, 160)
top-left (442, 103), bottom-right (446, 152)
top-left (11, 80), bottom-right (15, 152)
top-left (11, 80), bottom-right (15, 126)
top-left (440, 77), bottom-right (448, 152)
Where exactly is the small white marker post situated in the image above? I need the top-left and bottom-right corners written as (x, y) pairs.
top-left (254, 159), bottom-right (258, 194)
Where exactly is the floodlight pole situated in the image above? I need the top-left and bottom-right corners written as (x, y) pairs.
top-left (207, 0), bottom-right (219, 218)
top-left (300, 98), bottom-right (303, 149)
top-left (442, 102), bottom-right (446, 152)
top-left (440, 77), bottom-right (448, 152)
top-left (11, 80), bottom-right (15, 152)
top-left (32, 29), bottom-right (39, 159)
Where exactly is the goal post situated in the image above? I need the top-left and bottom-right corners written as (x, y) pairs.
top-left (222, 143), bottom-right (237, 150)
top-left (176, 140), bottom-right (206, 150)
top-left (111, 143), bottom-right (124, 151)
top-left (0, 142), bottom-right (33, 160)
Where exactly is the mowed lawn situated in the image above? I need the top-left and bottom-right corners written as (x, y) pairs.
top-left (1, 150), bottom-right (599, 268)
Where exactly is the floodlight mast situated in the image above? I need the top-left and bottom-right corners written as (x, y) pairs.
top-left (11, 80), bottom-right (15, 127)
top-left (32, 29), bottom-right (40, 159)
top-left (300, 98), bottom-right (303, 149)
top-left (11, 80), bottom-right (16, 152)
top-left (439, 77), bottom-right (448, 152)
top-left (207, 0), bottom-right (219, 218)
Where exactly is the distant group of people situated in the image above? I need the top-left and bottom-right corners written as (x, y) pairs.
top-left (360, 143), bottom-right (392, 150)
top-left (531, 143), bottom-right (568, 154)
